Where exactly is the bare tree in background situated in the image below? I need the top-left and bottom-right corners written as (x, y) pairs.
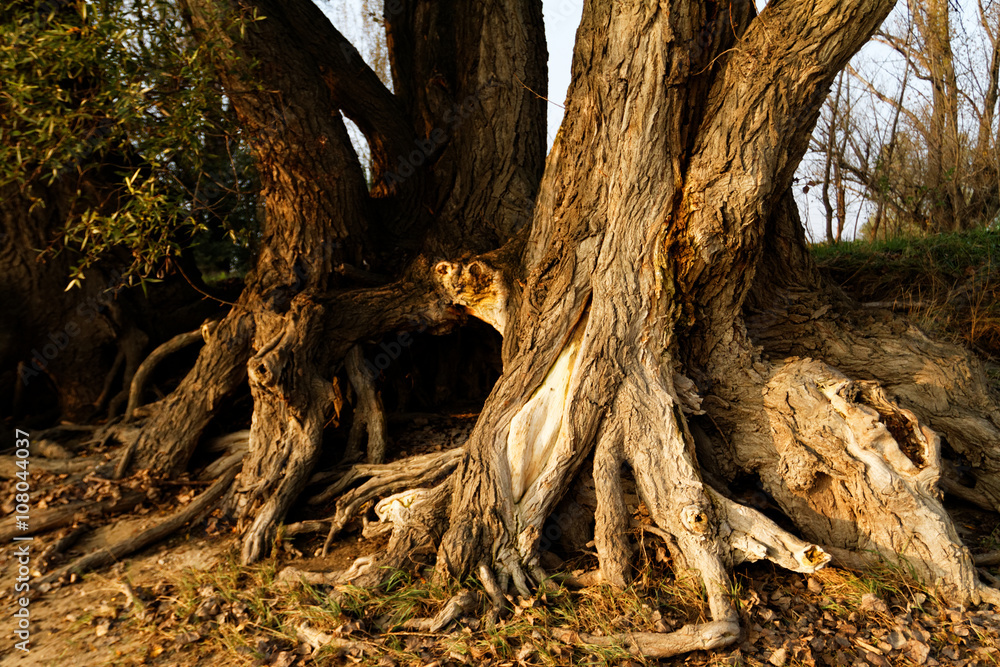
top-left (811, 0), bottom-right (1000, 238)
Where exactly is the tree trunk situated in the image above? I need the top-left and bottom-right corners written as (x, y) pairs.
top-left (117, 0), bottom-right (1000, 651)
top-left (431, 0), bottom-right (1000, 635)
top-left (129, 0), bottom-right (547, 564)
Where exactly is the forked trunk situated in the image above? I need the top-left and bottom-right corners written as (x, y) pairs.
top-left (431, 0), bottom-right (999, 634)
top-left (117, 0), bottom-right (1000, 653)
top-left (130, 0), bottom-right (547, 563)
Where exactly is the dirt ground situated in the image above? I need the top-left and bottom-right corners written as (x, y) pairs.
top-left (5, 416), bottom-right (1000, 667)
top-left (0, 517), bottom-right (231, 666)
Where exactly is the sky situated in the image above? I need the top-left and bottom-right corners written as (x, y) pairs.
top-left (329, 0), bottom-right (993, 243)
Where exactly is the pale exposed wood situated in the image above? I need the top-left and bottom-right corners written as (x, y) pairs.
top-left (752, 358), bottom-right (985, 603)
top-left (706, 487), bottom-right (830, 573)
top-left (320, 448), bottom-right (461, 553)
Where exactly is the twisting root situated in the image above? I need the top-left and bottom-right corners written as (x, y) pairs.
top-left (344, 345), bottom-right (388, 464)
top-left (318, 448), bottom-right (462, 555)
top-left (39, 464), bottom-right (238, 588)
top-left (125, 321), bottom-right (217, 421)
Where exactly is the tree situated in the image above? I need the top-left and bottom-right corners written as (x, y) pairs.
top-left (814, 0), bottom-right (1000, 239)
top-left (0, 0), bottom-right (246, 421)
top-left (34, 0), bottom-right (1000, 658)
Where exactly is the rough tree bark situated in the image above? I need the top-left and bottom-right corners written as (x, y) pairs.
top-left (127, 0), bottom-right (547, 564)
top-left (116, 0), bottom-right (1000, 656)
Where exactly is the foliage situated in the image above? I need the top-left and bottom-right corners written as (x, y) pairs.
top-left (0, 0), bottom-right (257, 287)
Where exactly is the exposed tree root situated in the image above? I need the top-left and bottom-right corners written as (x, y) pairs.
top-left (344, 345), bottom-right (387, 464)
top-left (698, 331), bottom-right (1000, 606)
top-left (38, 524), bottom-right (89, 571)
top-left (319, 448), bottom-right (462, 554)
top-left (236, 297), bottom-right (339, 565)
top-left (398, 590), bottom-right (477, 632)
top-left (125, 321), bottom-right (217, 420)
top-left (747, 289), bottom-right (1000, 512)
top-left (295, 623), bottom-right (365, 658)
top-left (976, 552), bottom-right (1000, 567)
top-left (0, 455), bottom-right (95, 479)
top-left (0, 490), bottom-right (144, 542)
top-left (130, 308), bottom-right (253, 474)
top-left (38, 465), bottom-right (238, 589)
top-left (705, 486), bottom-right (830, 573)
top-left (551, 622), bottom-right (740, 659)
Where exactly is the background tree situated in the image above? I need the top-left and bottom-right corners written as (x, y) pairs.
top-left (0, 0), bottom-right (250, 421)
top-left (809, 0), bottom-right (1000, 239)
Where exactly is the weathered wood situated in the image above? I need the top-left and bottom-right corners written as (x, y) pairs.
top-left (345, 345), bottom-right (387, 464)
top-left (551, 622), bottom-right (740, 659)
top-left (320, 448), bottom-right (462, 553)
top-left (0, 490), bottom-right (145, 543)
top-left (0, 455), bottom-right (95, 480)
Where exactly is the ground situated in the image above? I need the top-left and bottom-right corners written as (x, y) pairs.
top-left (6, 233), bottom-right (1000, 666)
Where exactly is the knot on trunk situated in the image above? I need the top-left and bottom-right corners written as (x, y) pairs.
top-left (681, 505), bottom-right (710, 535)
top-left (433, 259), bottom-right (508, 335)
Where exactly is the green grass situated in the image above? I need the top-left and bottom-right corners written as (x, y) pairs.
top-left (813, 227), bottom-right (1000, 272)
top-left (813, 228), bottom-right (1000, 361)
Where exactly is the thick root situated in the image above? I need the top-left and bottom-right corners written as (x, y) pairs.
top-left (130, 310), bottom-right (253, 474)
top-left (748, 292), bottom-right (1000, 511)
top-left (237, 299), bottom-right (340, 564)
top-left (706, 486), bottom-right (830, 573)
top-left (318, 448), bottom-right (462, 554)
top-left (757, 358), bottom-right (986, 604)
top-left (344, 345), bottom-right (387, 464)
top-left (125, 321), bottom-right (217, 420)
top-left (551, 622), bottom-right (740, 659)
top-left (38, 465), bottom-right (238, 589)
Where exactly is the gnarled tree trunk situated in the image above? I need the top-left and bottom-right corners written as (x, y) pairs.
top-left (128, 0), bottom-right (547, 563)
top-left (118, 0), bottom-right (1000, 656)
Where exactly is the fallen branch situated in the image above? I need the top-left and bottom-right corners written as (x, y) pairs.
top-left (551, 621), bottom-right (739, 658)
top-left (0, 455), bottom-right (97, 480)
top-left (39, 465), bottom-right (238, 587)
top-left (0, 491), bottom-right (144, 542)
